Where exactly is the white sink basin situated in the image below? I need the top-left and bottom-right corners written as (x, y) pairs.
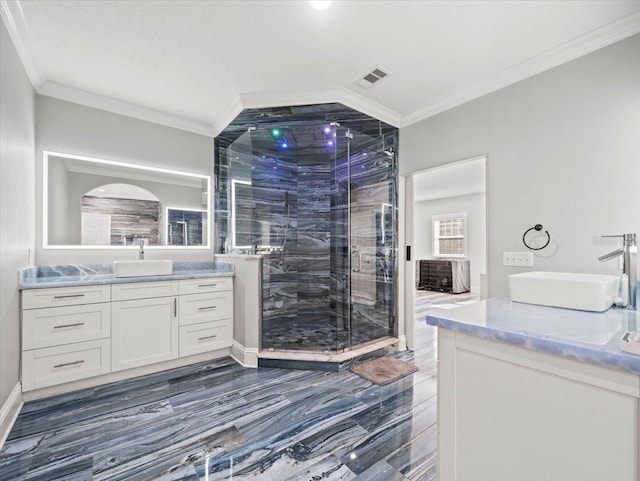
top-left (114, 260), bottom-right (173, 278)
top-left (508, 271), bottom-right (620, 312)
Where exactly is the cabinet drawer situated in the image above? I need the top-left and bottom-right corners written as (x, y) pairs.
top-left (179, 277), bottom-right (232, 295)
top-left (22, 339), bottom-right (111, 391)
top-left (111, 281), bottom-right (179, 301)
top-left (22, 285), bottom-right (110, 309)
top-left (179, 291), bottom-right (233, 326)
top-left (23, 303), bottom-right (110, 350)
top-left (179, 320), bottom-right (232, 357)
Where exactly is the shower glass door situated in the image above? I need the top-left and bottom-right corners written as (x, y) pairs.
top-left (333, 127), bottom-right (397, 350)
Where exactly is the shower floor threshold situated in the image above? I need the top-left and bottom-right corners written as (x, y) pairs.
top-left (258, 337), bottom-right (399, 363)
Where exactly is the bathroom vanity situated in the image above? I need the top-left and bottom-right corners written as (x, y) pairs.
top-left (427, 298), bottom-right (640, 481)
top-left (19, 262), bottom-right (234, 397)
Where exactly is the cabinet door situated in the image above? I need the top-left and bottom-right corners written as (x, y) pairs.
top-left (111, 297), bottom-right (178, 372)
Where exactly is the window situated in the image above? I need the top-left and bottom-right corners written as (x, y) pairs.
top-left (433, 213), bottom-right (466, 257)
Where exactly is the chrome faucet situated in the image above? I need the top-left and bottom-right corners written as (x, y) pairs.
top-left (598, 234), bottom-right (637, 309)
top-left (138, 239), bottom-right (145, 260)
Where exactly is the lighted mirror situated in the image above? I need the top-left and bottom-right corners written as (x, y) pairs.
top-left (44, 151), bottom-right (211, 248)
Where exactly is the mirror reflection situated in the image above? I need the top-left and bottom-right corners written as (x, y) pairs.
top-left (44, 152), bottom-right (210, 248)
top-left (167, 208), bottom-right (207, 246)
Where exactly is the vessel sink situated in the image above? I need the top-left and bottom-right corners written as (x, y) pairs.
top-left (508, 271), bottom-right (620, 312)
top-left (114, 260), bottom-right (173, 278)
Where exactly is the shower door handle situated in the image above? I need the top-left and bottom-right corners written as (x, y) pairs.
top-left (352, 246), bottom-right (362, 273)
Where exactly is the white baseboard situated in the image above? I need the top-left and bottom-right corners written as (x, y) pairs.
top-left (397, 334), bottom-right (408, 351)
top-left (0, 383), bottom-right (23, 450)
top-left (231, 341), bottom-right (259, 368)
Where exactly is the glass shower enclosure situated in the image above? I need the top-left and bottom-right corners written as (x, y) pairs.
top-left (216, 104), bottom-right (398, 354)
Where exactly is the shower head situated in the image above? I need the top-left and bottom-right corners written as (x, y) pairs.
top-left (284, 192), bottom-right (289, 208)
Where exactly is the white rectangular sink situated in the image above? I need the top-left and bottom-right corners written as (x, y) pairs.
top-left (508, 271), bottom-right (620, 312)
top-left (114, 260), bottom-right (173, 278)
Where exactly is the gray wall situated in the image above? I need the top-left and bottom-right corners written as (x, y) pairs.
top-left (36, 96), bottom-right (215, 264)
top-left (415, 193), bottom-right (486, 292)
top-left (400, 34), bottom-right (640, 296)
top-left (0, 21), bottom-right (35, 406)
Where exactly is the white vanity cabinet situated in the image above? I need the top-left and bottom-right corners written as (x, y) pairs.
top-left (111, 281), bottom-right (179, 372)
top-left (438, 330), bottom-right (640, 481)
top-left (21, 276), bottom-right (234, 393)
top-left (21, 285), bottom-right (111, 391)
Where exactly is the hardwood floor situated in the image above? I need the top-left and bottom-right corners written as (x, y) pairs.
top-left (0, 290), bottom-right (479, 480)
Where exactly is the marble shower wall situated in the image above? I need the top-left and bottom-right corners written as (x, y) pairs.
top-left (260, 149), bottom-right (335, 349)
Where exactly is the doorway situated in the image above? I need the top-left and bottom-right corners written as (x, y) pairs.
top-left (404, 156), bottom-right (487, 348)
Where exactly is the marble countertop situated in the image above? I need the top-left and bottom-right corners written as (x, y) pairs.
top-left (19, 261), bottom-right (234, 289)
top-left (426, 297), bottom-right (640, 375)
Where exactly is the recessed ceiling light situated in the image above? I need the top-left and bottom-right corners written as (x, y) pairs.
top-left (310, 1), bottom-right (331, 11)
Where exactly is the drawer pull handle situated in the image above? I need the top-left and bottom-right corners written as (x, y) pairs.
top-left (53, 294), bottom-right (85, 299)
top-left (198, 335), bottom-right (218, 341)
top-left (198, 306), bottom-right (217, 311)
top-left (53, 360), bottom-right (85, 368)
top-left (53, 322), bottom-right (85, 329)
top-left (198, 283), bottom-right (218, 288)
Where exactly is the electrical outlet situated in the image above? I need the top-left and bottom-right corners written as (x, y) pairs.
top-left (503, 251), bottom-right (534, 267)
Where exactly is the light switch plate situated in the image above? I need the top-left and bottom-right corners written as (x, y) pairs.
top-left (503, 251), bottom-right (534, 267)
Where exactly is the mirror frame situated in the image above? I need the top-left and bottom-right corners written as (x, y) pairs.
top-left (43, 151), bottom-right (212, 250)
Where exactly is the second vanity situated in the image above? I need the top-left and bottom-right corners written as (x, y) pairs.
top-left (19, 261), bottom-right (234, 397)
top-left (427, 298), bottom-right (640, 481)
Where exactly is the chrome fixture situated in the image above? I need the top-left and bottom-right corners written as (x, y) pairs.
top-left (598, 233), bottom-right (637, 309)
top-left (138, 239), bottom-right (145, 260)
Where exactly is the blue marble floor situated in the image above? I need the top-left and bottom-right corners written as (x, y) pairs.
top-left (0, 313), bottom-right (438, 480)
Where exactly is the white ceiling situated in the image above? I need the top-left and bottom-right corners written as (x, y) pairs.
top-left (413, 157), bottom-right (486, 203)
top-left (2, 0), bottom-right (640, 136)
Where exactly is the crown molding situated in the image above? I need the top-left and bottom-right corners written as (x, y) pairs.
top-left (38, 82), bottom-right (215, 137)
top-left (335, 87), bottom-right (402, 127)
top-left (211, 96), bottom-right (245, 137)
top-left (400, 10), bottom-right (640, 128)
top-left (0, 0), bottom-right (46, 88)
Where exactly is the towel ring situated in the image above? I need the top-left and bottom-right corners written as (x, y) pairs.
top-left (523, 224), bottom-right (550, 251)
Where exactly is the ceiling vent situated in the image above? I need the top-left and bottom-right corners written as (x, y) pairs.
top-left (357, 66), bottom-right (390, 89)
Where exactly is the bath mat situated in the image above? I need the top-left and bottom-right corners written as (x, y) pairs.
top-left (350, 357), bottom-right (418, 385)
